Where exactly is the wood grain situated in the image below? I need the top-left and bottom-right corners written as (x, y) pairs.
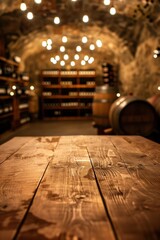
top-left (17, 136), bottom-right (115, 240)
top-left (87, 136), bottom-right (160, 240)
top-left (0, 137), bottom-right (60, 240)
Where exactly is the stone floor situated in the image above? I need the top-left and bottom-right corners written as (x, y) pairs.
top-left (0, 120), bottom-right (97, 145)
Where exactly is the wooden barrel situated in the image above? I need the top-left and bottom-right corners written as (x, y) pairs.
top-left (147, 94), bottom-right (160, 117)
top-left (92, 85), bottom-right (117, 128)
top-left (109, 96), bottom-right (158, 136)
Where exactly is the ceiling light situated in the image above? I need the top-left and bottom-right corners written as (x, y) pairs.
top-left (84, 55), bottom-right (89, 61)
top-left (104, 0), bottom-right (110, 5)
top-left (110, 7), bottom-right (116, 15)
top-left (96, 39), bottom-right (102, 48)
top-left (76, 46), bottom-right (82, 52)
top-left (89, 44), bottom-right (95, 50)
top-left (34, 0), bottom-right (42, 4)
top-left (64, 54), bottom-right (69, 60)
top-left (55, 55), bottom-right (60, 61)
top-left (62, 36), bottom-right (68, 43)
top-left (60, 60), bottom-right (65, 66)
top-left (60, 46), bottom-right (65, 52)
top-left (74, 54), bottom-right (79, 60)
top-left (71, 61), bottom-right (75, 66)
top-left (82, 15), bottom-right (89, 23)
top-left (20, 3), bottom-right (27, 11)
top-left (27, 12), bottom-right (34, 20)
top-left (42, 41), bottom-right (47, 47)
top-left (47, 39), bottom-right (52, 45)
top-left (81, 60), bottom-right (86, 65)
top-left (46, 45), bottom-right (52, 50)
top-left (54, 16), bottom-right (60, 24)
top-left (82, 36), bottom-right (88, 43)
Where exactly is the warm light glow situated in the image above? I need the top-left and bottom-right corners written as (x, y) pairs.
top-left (20, 3), bottom-right (27, 11)
top-left (82, 36), bottom-right (88, 43)
top-left (60, 60), bottom-right (65, 66)
top-left (110, 7), bottom-right (116, 15)
top-left (76, 46), bottom-right (82, 52)
top-left (62, 36), bottom-right (68, 43)
top-left (96, 39), bottom-right (102, 48)
top-left (55, 55), bottom-right (60, 61)
top-left (74, 54), bottom-right (79, 60)
top-left (84, 55), bottom-right (89, 61)
top-left (12, 85), bottom-right (16, 90)
top-left (71, 61), bottom-right (75, 66)
top-left (81, 60), bottom-right (86, 65)
top-left (50, 57), bottom-right (55, 62)
top-left (42, 41), bottom-right (47, 47)
top-left (64, 54), bottom-right (69, 60)
top-left (116, 93), bottom-right (121, 97)
top-left (52, 59), bottom-right (57, 64)
top-left (60, 46), bottom-right (65, 52)
top-left (158, 86), bottom-right (160, 91)
top-left (88, 57), bottom-right (94, 64)
top-left (30, 85), bottom-right (35, 90)
top-left (46, 45), bottom-right (52, 50)
top-left (47, 39), bottom-right (52, 45)
top-left (104, 0), bottom-right (110, 5)
top-left (153, 53), bottom-right (158, 58)
top-left (34, 0), bottom-right (42, 4)
top-left (10, 91), bottom-right (14, 96)
top-left (27, 12), bottom-right (34, 20)
top-left (89, 44), bottom-right (95, 50)
top-left (54, 16), bottom-right (60, 24)
top-left (82, 15), bottom-right (89, 23)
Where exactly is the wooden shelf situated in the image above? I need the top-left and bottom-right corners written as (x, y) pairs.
top-left (0, 56), bottom-right (19, 67)
top-left (41, 69), bottom-right (96, 120)
top-left (0, 112), bottom-right (13, 119)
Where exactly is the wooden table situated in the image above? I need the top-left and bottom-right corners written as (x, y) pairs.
top-left (0, 136), bottom-right (160, 240)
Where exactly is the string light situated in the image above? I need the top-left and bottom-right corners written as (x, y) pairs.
top-left (20, 3), bottom-right (27, 11)
top-left (82, 15), bottom-right (89, 23)
top-left (110, 7), bottom-right (116, 15)
top-left (104, 0), bottom-right (110, 5)
top-left (34, 0), bottom-right (42, 4)
top-left (27, 12), bottom-right (34, 20)
top-left (54, 16), bottom-right (60, 24)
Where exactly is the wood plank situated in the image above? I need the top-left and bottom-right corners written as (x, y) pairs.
top-left (0, 137), bottom-right (60, 240)
top-left (17, 136), bottom-right (115, 240)
top-left (87, 136), bottom-right (160, 240)
top-left (0, 137), bottom-right (33, 164)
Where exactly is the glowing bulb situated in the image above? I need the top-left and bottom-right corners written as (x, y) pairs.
top-left (104, 0), bottom-right (110, 5)
top-left (20, 3), bottom-right (27, 11)
top-left (96, 39), bottom-right (102, 48)
top-left (12, 85), bottom-right (16, 90)
top-left (54, 16), bottom-right (60, 24)
top-left (34, 0), bottom-right (42, 4)
top-left (47, 45), bottom-right (52, 50)
top-left (110, 7), bottom-right (116, 15)
top-left (153, 54), bottom-right (158, 58)
top-left (60, 60), bottom-right (65, 66)
top-left (89, 44), bottom-right (95, 50)
top-left (30, 85), bottom-right (35, 90)
top-left (74, 54), bottom-right (79, 60)
top-left (76, 46), bottom-right (82, 52)
top-left (60, 46), bottom-right (65, 52)
top-left (84, 55), bottom-right (89, 61)
top-left (62, 36), bottom-right (68, 43)
top-left (81, 60), bottom-right (86, 65)
top-left (50, 57), bottom-right (55, 62)
top-left (64, 54), bottom-right (69, 60)
top-left (55, 55), bottom-right (60, 61)
top-left (158, 86), bottom-right (160, 91)
top-left (42, 41), bottom-right (47, 47)
top-left (82, 36), bottom-right (88, 43)
top-left (116, 93), bottom-right (121, 98)
top-left (47, 39), bottom-right (52, 45)
top-left (88, 57), bottom-right (94, 64)
top-left (82, 15), bottom-right (89, 23)
top-left (10, 91), bottom-right (14, 96)
top-left (27, 12), bottom-right (34, 20)
top-left (71, 61), bottom-right (75, 66)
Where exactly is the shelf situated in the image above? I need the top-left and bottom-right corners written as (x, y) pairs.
top-left (0, 112), bottom-right (13, 119)
top-left (0, 95), bottom-right (12, 100)
top-left (44, 106), bottom-right (92, 110)
top-left (42, 95), bottom-right (94, 99)
top-left (0, 76), bottom-right (21, 83)
top-left (0, 56), bottom-right (19, 67)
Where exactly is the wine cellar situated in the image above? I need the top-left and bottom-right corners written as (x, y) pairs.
top-left (0, 1), bottom-right (160, 240)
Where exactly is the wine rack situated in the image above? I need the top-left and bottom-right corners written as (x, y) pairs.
top-left (0, 57), bottom-right (30, 134)
top-left (41, 69), bottom-right (96, 120)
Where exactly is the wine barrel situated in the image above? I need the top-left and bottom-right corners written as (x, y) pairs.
top-left (92, 85), bottom-right (117, 128)
top-left (147, 94), bottom-right (160, 117)
top-left (109, 96), bottom-right (157, 136)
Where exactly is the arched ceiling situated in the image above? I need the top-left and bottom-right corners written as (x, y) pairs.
top-left (0, 0), bottom-right (159, 72)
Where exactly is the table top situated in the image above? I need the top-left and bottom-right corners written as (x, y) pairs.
top-left (0, 136), bottom-right (160, 240)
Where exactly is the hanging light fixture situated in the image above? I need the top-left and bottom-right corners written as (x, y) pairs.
top-left (20, 2), bottom-right (27, 11)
